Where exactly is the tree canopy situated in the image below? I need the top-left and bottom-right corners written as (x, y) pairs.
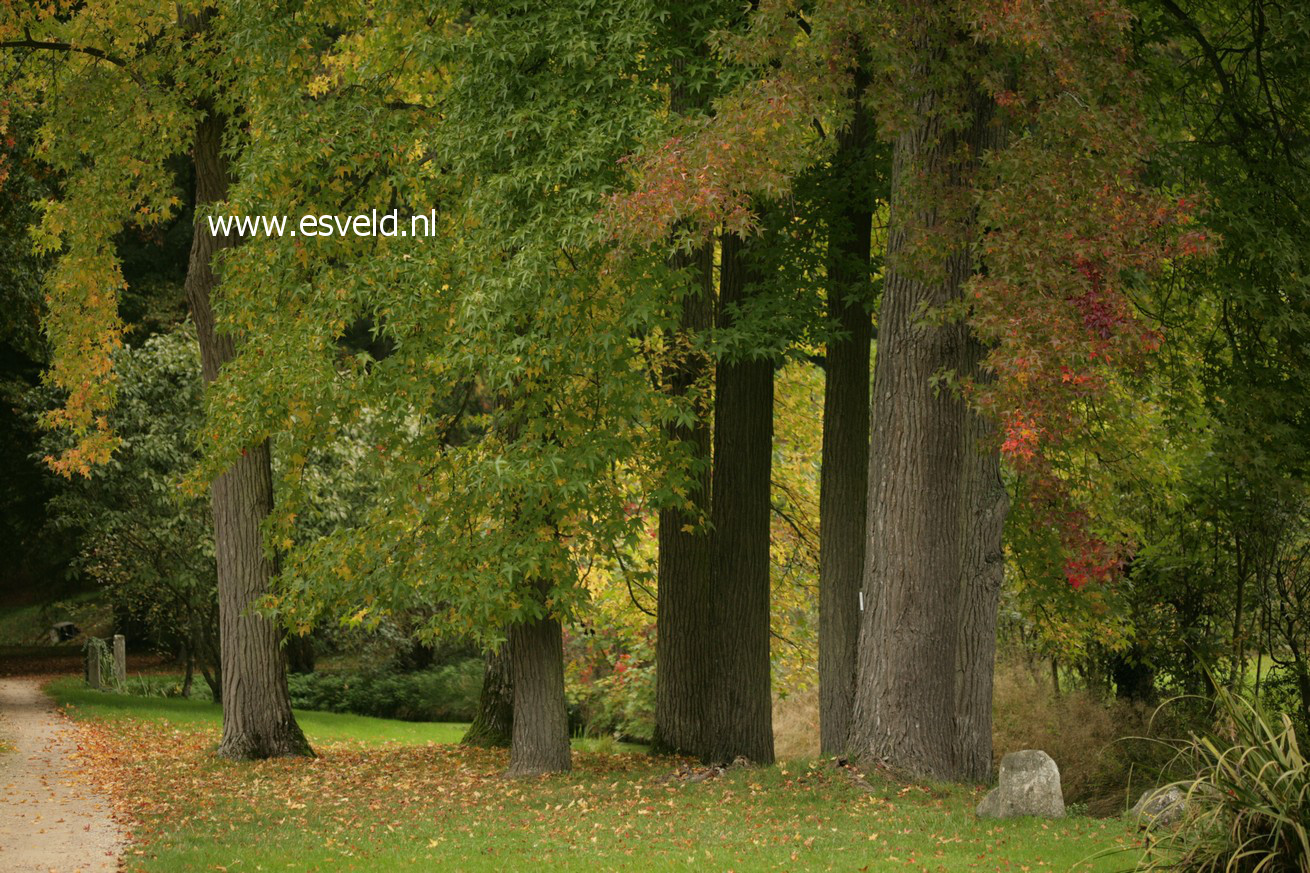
top-left (3, 0), bottom-right (1308, 784)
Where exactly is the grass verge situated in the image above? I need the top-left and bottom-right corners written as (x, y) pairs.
top-left (49, 677), bottom-right (469, 746)
top-left (48, 678), bottom-right (1146, 872)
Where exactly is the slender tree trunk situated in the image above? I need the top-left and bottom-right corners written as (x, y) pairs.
top-left (952, 335), bottom-right (1008, 781)
top-left (818, 76), bottom-right (874, 758)
top-left (705, 231), bottom-right (775, 765)
top-left (1293, 653), bottom-right (1310, 734)
top-left (201, 666), bottom-right (220, 701)
top-left (848, 32), bottom-right (999, 779)
top-left (200, 603), bottom-right (222, 701)
top-left (285, 632), bottom-right (315, 674)
top-left (506, 591), bottom-right (571, 776)
top-left (652, 45), bottom-right (717, 758)
top-left (1230, 568), bottom-right (1246, 692)
top-left (181, 644), bottom-right (195, 699)
top-left (186, 107), bottom-right (310, 760)
top-left (463, 641), bottom-right (513, 748)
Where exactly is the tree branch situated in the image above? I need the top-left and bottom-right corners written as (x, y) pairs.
top-left (0, 31), bottom-right (147, 88)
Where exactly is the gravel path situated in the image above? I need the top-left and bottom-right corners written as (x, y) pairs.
top-left (0, 677), bottom-right (122, 872)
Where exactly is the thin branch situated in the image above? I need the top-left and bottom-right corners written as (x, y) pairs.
top-left (0, 30), bottom-right (147, 88)
top-left (612, 549), bottom-right (655, 617)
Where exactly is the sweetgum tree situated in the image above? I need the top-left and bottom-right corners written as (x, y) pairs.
top-left (611, 0), bottom-right (1205, 779)
top-left (207, 0), bottom-right (677, 775)
top-left (0, 2), bottom-right (310, 759)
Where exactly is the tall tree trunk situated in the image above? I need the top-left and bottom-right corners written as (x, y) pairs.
top-left (848, 34), bottom-right (999, 779)
top-left (818, 76), bottom-right (874, 758)
top-left (506, 590), bottom-right (571, 776)
top-left (463, 641), bottom-right (513, 748)
top-left (186, 107), bottom-right (310, 760)
top-left (705, 231), bottom-right (775, 765)
top-left (652, 44), bottom-right (717, 759)
top-left (952, 335), bottom-right (1008, 782)
top-left (653, 240), bottom-right (715, 756)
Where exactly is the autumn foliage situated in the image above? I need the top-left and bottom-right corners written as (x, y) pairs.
top-left (608, 0), bottom-right (1211, 590)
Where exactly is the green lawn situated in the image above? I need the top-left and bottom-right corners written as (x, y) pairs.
top-left (50, 678), bottom-right (470, 745)
top-left (49, 677), bottom-right (637, 753)
top-left (46, 678), bottom-right (1145, 872)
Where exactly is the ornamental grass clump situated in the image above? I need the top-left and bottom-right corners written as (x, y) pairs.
top-left (1141, 686), bottom-right (1308, 873)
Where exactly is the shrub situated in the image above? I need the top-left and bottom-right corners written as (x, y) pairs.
top-left (286, 660), bottom-right (483, 722)
top-left (39, 328), bottom-right (222, 697)
top-left (1140, 687), bottom-right (1309, 873)
top-left (992, 659), bottom-right (1177, 815)
top-left (1261, 665), bottom-right (1310, 742)
top-left (564, 623), bottom-right (655, 742)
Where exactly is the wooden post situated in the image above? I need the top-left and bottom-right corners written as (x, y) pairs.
top-left (86, 643), bottom-right (101, 689)
top-left (112, 634), bottom-right (127, 685)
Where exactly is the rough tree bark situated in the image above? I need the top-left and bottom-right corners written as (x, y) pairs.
top-left (952, 335), bottom-right (1008, 782)
top-left (462, 642), bottom-right (513, 748)
top-left (186, 106), bottom-right (310, 760)
top-left (506, 587), bottom-right (572, 776)
top-left (705, 231), bottom-right (775, 766)
top-left (818, 77), bottom-right (874, 758)
top-left (848, 31), bottom-right (999, 779)
top-left (652, 40), bottom-right (717, 759)
top-left (653, 242), bottom-right (715, 756)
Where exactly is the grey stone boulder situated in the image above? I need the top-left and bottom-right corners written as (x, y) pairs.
top-left (1128, 786), bottom-right (1186, 829)
top-left (976, 750), bottom-right (1066, 819)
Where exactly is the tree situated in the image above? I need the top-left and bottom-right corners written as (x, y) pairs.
top-left (0, 107), bottom-right (69, 593)
top-left (462, 644), bottom-right (513, 749)
top-left (847, 15), bottom-right (1000, 777)
top-left (652, 3), bottom-right (720, 759)
top-left (507, 584), bottom-right (572, 776)
top-left (818, 66), bottom-right (877, 758)
top-left (218, 0), bottom-right (671, 776)
top-left (651, 245), bottom-right (715, 757)
top-left (1088, 0), bottom-right (1310, 725)
top-left (0, 5), bottom-right (311, 759)
top-left (705, 229), bottom-right (777, 765)
top-left (607, 6), bottom-right (856, 765)
top-left (952, 338), bottom-right (1008, 780)
top-left (186, 102), bottom-right (309, 759)
top-left (605, 0), bottom-right (1202, 779)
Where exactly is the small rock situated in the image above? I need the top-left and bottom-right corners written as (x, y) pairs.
top-left (976, 750), bottom-right (1066, 819)
top-left (1128, 786), bottom-right (1186, 828)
